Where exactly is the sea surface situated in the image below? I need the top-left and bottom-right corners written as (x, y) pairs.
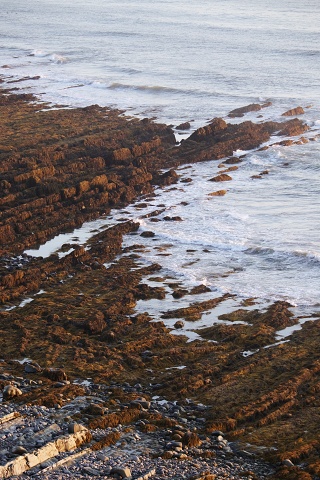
top-left (1, 0), bottom-right (320, 312)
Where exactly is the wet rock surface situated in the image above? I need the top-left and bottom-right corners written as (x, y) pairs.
top-left (0, 85), bottom-right (319, 479)
top-left (0, 367), bottom-right (274, 479)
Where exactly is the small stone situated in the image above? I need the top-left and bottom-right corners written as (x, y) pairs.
top-left (83, 466), bottom-right (101, 476)
top-left (211, 430), bottom-right (224, 437)
top-left (131, 397), bottom-right (151, 410)
top-left (161, 450), bottom-right (175, 459)
top-left (178, 453), bottom-right (189, 459)
top-left (110, 466), bottom-right (132, 478)
top-left (166, 441), bottom-right (183, 449)
top-left (97, 452), bottom-right (109, 461)
top-left (24, 363), bottom-right (42, 373)
top-left (12, 445), bottom-right (28, 455)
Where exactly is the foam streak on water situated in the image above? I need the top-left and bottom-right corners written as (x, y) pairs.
top-left (119, 140), bottom-right (320, 311)
top-left (1, 0), bottom-right (319, 312)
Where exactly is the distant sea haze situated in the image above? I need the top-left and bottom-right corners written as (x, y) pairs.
top-left (2, 0), bottom-right (320, 311)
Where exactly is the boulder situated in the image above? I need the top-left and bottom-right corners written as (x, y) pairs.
top-left (140, 231), bottom-right (155, 238)
top-left (24, 362), bottom-right (42, 373)
top-left (2, 385), bottom-right (22, 401)
top-left (176, 122), bottom-right (191, 130)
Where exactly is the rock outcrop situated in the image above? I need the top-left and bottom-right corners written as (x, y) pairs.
top-left (0, 84), bottom-right (317, 479)
top-left (0, 427), bottom-right (91, 479)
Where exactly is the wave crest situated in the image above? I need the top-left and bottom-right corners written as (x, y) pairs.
top-left (29, 50), bottom-right (67, 64)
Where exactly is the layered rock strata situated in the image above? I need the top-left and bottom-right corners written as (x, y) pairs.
top-left (1, 86), bottom-right (319, 479)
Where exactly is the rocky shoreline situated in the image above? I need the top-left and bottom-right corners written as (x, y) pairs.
top-left (1, 82), bottom-right (320, 479)
top-left (0, 363), bottom-right (275, 480)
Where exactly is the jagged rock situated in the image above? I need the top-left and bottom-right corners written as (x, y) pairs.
top-left (209, 174), bottom-right (232, 182)
top-left (228, 103), bottom-right (263, 117)
top-left (188, 118), bottom-right (228, 142)
top-left (277, 118), bottom-right (308, 136)
top-left (282, 106), bottom-right (305, 116)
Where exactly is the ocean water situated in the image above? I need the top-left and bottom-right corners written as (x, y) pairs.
top-left (2, 0), bottom-right (320, 311)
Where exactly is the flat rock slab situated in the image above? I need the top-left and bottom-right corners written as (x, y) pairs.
top-left (0, 427), bottom-right (91, 479)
